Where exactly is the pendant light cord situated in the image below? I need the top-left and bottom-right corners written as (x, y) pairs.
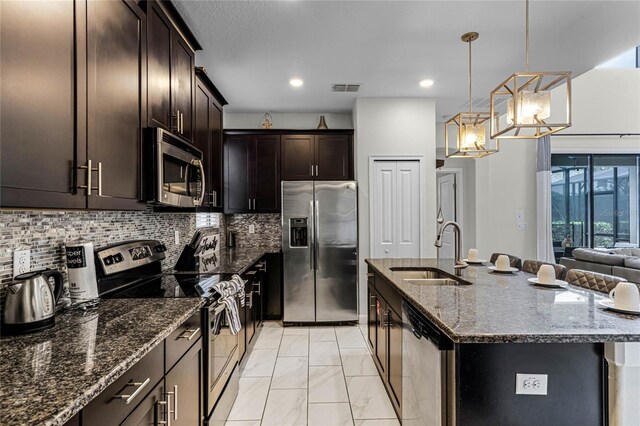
top-left (468, 37), bottom-right (472, 113)
top-left (525, 0), bottom-right (530, 71)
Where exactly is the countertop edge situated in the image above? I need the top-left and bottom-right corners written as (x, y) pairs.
top-left (47, 301), bottom-right (205, 426)
top-left (365, 259), bottom-right (640, 344)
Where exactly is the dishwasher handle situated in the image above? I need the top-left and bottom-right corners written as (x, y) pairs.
top-left (403, 301), bottom-right (453, 350)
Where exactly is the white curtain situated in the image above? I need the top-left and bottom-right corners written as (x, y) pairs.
top-left (536, 136), bottom-right (555, 263)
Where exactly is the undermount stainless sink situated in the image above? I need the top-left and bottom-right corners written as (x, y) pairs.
top-left (404, 278), bottom-right (460, 286)
top-left (389, 267), bottom-right (467, 286)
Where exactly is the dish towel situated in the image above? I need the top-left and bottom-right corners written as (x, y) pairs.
top-left (211, 275), bottom-right (246, 335)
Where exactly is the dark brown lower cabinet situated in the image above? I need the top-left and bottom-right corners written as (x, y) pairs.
top-left (164, 340), bottom-right (203, 426)
top-left (367, 270), bottom-right (402, 418)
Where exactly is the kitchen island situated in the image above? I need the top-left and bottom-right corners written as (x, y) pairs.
top-left (365, 258), bottom-right (640, 426)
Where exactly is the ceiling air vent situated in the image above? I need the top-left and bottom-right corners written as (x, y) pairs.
top-left (332, 84), bottom-right (360, 93)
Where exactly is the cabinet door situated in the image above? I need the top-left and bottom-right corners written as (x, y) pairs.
top-left (210, 104), bottom-right (223, 210)
top-left (194, 81), bottom-right (213, 207)
top-left (387, 308), bottom-right (402, 411)
top-left (0, 0), bottom-right (84, 209)
top-left (172, 35), bottom-right (194, 141)
top-left (165, 341), bottom-right (203, 426)
top-left (254, 135), bottom-right (281, 212)
top-left (146, 1), bottom-right (172, 131)
top-left (86, 0), bottom-right (146, 210)
top-left (224, 136), bottom-right (251, 213)
top-left (246, 290), bottom-right (256, 346)
top-left (315, 135), bottom-right (352, 180)
top-left (367, 284), bottom-right (376, 350)
top-left (374, 298), bottom-right (387, 375)
top-left (281, 135), bottom-right (314, 180)
top-left (238, 301), bottom-right (247, 362)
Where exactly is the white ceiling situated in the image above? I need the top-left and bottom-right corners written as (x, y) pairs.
top-left (173, 1), bottom-right (640, 118)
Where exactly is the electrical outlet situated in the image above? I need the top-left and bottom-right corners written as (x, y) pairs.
top-left (516, 373), bottom-right (548, 395)
top-left (13, 249), bottom-right (31, 277)
top-left (515, 210), bottom-right (525, 221)
top-left (517, 222), bottom-right (528, 231)
top-left (174, 230), bottom-right (180, 245)
top-left (248, 224), bottom-right (255, 234)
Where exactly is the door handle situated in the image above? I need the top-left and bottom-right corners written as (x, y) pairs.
top-left (192, 159), bottom-right (205, 206)
top-left (309, 200), bottom-right (315, 271)
top-left (314, 200), bottom-right (320, 270)
top-left (370, 295), bottom-right (376, 309)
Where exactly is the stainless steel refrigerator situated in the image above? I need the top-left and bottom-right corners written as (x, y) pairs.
top-left (282, 181), bottom-right (358, 323)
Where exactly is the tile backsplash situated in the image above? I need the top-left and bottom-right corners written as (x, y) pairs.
top-left (0, 209), bottom-right (222, 313)
top-left (225, 214), bottom-right (281, 248)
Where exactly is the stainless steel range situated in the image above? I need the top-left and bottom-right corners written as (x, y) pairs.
top-left (95, 240), bottom-right (239, 424)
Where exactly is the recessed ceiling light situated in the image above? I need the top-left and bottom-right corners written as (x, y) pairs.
top-left (419, 79), bottom-right (434, 88)
top-left (289, 78), bottom-right (304, 87)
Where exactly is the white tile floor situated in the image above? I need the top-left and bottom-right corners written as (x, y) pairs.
top-left (226, 323), bottom-right (399, 426)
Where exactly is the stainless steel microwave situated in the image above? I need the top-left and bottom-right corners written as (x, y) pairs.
top-left (144, 128), bottom-right (205, 208)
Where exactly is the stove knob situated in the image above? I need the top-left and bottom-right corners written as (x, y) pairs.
top-left (113, 253), bottom-right (124, 263)
top-left (103, 255), bottom-right (115, 266)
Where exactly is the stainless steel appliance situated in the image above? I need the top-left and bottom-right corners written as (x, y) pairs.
top-left (96, 240), bottom-right (239, 424)
top-left (402, 301), bottom-right (454, 426)
top-left (282, 181), bottom-right (357, 323)
top-left (144, 127), bottom-right (205, 208)
top-left (2, 269), bottom-right (63, 334)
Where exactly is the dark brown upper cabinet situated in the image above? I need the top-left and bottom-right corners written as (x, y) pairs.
top-left (0, 0), bottom-right (84, 209)
top-left (194, 68), bottom-right (227, 212)
top-left (145, 0), bottom-right (199, 142)
top-left (281, 133), bottom-right (353, 180)
top-left (85, 0), bottom-right (147, 210)
top-left (0, 0), bottom-right (146, 210)
top-left (224, 134), bottom-right (281, 214)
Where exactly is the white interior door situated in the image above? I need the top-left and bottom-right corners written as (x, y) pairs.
top-left (372, 160), bottom-right (420, 258)
top-left (437, 173), bottom-right (457, 259)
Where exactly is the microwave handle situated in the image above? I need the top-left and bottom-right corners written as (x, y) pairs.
top-left (192, 159), bottom-right (206, 206)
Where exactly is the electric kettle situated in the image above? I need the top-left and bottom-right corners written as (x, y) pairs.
top-left (2, 269), bottom-right (63, 335)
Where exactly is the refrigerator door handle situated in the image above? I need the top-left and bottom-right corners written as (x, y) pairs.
top-left (315, 200), bottom-right (320, 270)
top-left (309, 200), bottom-right (315, 271)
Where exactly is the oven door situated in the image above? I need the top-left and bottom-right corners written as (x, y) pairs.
top-left (157, 139), bottom-right (205, 207)
top-left (205, 301), bottom-right (239, 418)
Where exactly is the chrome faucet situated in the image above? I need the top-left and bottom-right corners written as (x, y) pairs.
top-left (434, 221), bottom-right (468, 276)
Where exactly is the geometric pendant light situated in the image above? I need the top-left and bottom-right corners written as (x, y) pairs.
top-left (445, 32), bottom-right (499, 158)
top-left (490, 0), bottom-right (572, 139)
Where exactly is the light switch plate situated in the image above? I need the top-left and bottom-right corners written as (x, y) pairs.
top-left (13, 249), bottom-right (31, 277)
top-left (515, 210), bottom-right (525, 221)
top-left (516, 373), bottom-right (548, 395)
top-left (517, 222), bottom-right (528, 231)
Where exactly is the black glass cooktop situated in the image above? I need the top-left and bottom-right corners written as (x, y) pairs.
top-left (100, 273), bottom-right (233, 300)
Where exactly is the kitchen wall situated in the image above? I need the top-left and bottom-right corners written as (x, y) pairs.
top-left (0, 210), bottom-right (222, 313)
top-left (353, 97), bottom-right (437, 322)
top-left (225, 214), bottom-right (281, 248)
top-left (223, 112), bottom-right (353, 129)
top-left (466, 68), bottom-right (640, 260)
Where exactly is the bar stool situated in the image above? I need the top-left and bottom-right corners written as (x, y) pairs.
top-left (522, 260), bottom-right (567, 280)
top-left (489, 253), bottom-right (522, 270)
top-left (565, 269), bottom-right (627, 294)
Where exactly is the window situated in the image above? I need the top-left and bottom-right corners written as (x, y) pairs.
top-left (551, 154), bottom-right (640, 249)
top-left (596, 45), bottom-right (640, 69)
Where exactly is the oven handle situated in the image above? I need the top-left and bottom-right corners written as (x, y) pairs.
top-left (192, 159), bottom-right (206, 206)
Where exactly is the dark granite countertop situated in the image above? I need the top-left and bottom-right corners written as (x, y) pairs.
top-left (366, 258), bottom-right (640, 344)
top-left (171, 246), bottom-right (281, 276)
top-left (0, 298), bottom-right (204, 425)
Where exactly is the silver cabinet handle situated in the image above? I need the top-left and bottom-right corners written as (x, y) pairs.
top-left (212, 190), bottom-right (217, 207)
top-left (180, 112), bottom-right (184, 134)
top-left (310, 164), bottom-right (314, 177)
top-left (192, 159), bottom-right (205, 206)
top-left (367, 273), bottom-right (374, 277)
top-left (87, 159), bottom-right (92, 196)
top-left (164, 384), bottom-right (178, 421)
top-left (97, 161), bottom-right (103, 197)
top-left (315, 165), bottom-right (318, 176)
top-left (116, 377), bottom-right (150, 404)
top-left (248, 198), bottom-right (251, 210)
top-left (178, 327), bottom-right (200, 341)
top-left (370, 295), bottom-right (376, 309)
top-left (157, 399), bottom-right (169, 425)
top-left (253, 282), bottom-right (261, 295)
top-left (253, 198), bottom-right (256, 210)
